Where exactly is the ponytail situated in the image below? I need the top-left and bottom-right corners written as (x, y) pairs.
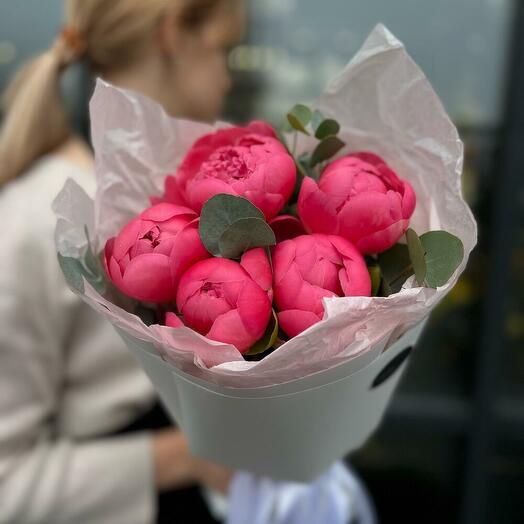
top-left (0, 0), bottom-right (225, 187)
top-left (0, 45), bottom-right (72, 186)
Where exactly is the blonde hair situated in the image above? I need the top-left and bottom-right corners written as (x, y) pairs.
top-left (0, 0), bottom-right (222, 186)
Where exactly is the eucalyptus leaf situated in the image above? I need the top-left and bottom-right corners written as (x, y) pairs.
top-left (406, 228), bottom-right (427, 285)
top-left (58, 254), bottom-right (86, 294)
top-left (377, 243), bottom-right (414, 295)
top-left (58, 249), bottom-right (107, 295)
top-left (420, 231), bottom-right (464, 288)
top-left (314, 119), bottom-right (340, 140)
top-left (83, 226), bottom-right (106, 281)
top-left (287, 104), bottom-right (312, 135)
top-left (246, 309), bottom-right (279, 355)
top-left (309, 136), bottom-right (345, 167)
top-left (199, 194), bottom-right (264, 256)
top-left (84, 246), bottom-right (101, 276)
top-left (310, 109), bottom-right (325, 132)
top-left (218, 217), bottom-right (276, 259)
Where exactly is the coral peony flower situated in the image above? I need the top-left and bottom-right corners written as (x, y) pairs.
top-left (273, 234), bottom-right (371, 337)
top-left (298, 152), bottom-right (416, 254)
top-left (169, 121), bottom-right (296, 220)
top-left (175, 248), bottom-right (272, 352)
top-left (104, 203), bottom-right (209, 303)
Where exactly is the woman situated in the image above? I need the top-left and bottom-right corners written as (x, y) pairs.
top-left (0, 1), bottom-right (245, 522)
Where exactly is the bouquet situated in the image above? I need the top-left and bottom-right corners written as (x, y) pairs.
top-left (54, 25), bottom-right (477, 481)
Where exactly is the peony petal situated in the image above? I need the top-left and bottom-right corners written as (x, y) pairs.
top-left (131, 238), bottom-right (156, 257)
top-left (337, 191), bottom-right (401, 245)
top-left (330, 236), bottom-right (371, 296)
top-left (170, 220), bottom-right (210, 286)
top-left (274, 263), bottom-right (332, 315)
top-left (339, 265), bottom-right (371, 297)
top-left (253, 147), bottom-right (296, 198)
top-left (163, 175), bottom-right (190, 206)
top-left (246, 120), bottom-right (277, 138)
top-left (243, 190), bottom-right (284, 221)
top-left (176, 278), bottom-right (205, 311)
top-left (182, 289), bottom-right (232, 335)
top-left (108, 255), bottom-right (124, 289)
top-left (240, 248), bottom-right (272, 294)
top-left (180, 257), bottom-right (247, 285)
top-left (140, 202), bottom-right (195, 222)
top-left (112, 218), bottom-right (142, 260)
top-left (401, 179), bottom-right (417, 219)
top-left (328, 234), bottom-right (364, 262)
top-left (236, 280), bottom-right (272, 338)
top-left (277, 309), bottom-right (322, 338)
top-left (350, 151), bottom-right (388, 168)
top-left (297, 176), bottom-right (338, 234)
top-left (103, 237), bottom-right (115, 276)
top-left (206, 309), bottom-right (256, 353)
top-left (221, 280), bottom-right (245, 307)
top-left (355, 219), bottom-right (409, 254)
top-left (120, 253), bottom-right (175, 303)
top-left (165, 312), bottom-right (184, 328)
top-left (272, 240), bottom-right (296, 287)
top-left (176, 145), bottom-right (215, 190)
top-left (187, 178), bottom-right (238, 213)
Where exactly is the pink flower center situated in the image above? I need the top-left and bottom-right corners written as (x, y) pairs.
top-left (200, 281), bottom-right (224, 298)
top-left (200, 147), bottom-right (251, 181)
top-left (140, 226), bottom-right (161, 248)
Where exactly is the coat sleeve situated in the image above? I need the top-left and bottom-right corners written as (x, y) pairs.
top-left (0, 225), bottom-right (156, 524)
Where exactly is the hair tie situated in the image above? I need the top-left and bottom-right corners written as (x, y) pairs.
top-left (53, 26), bottom-right (87, 67)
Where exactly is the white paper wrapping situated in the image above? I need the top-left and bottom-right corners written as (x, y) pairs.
top-left (54, 24), bottom-right (477, 390)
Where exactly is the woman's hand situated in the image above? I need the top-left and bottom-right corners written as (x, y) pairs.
top-left (152, 428), bottom-right (233, 494)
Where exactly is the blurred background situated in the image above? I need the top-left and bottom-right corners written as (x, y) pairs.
top-left (1, 0), bottom-right (522, 522)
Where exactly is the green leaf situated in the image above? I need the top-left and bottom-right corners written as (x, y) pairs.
top-left (287, 104), bottom-right (312, 135)
top-left (309, 135), bottom-right (345, 167)
top-left (368, 264), bottom-right (382, 297)
top-left (377, 243), bottom-right (414, 295)
top-left (310, 109), bottom-right (325, 132)
top-left (246, 309), bottom-right (279, 355)
top-left (58, 226), bottom-right (107, 296)
top-left (314, 119), bottom-right (341, 140)
top-left (218, 217), bottom-right (276, 259)
top-left (420, 231), bottom-right (464, 288)
top-left (199, 194), bottom-right (264, 256)
top-left (406, 228), bottom-right (427, 286)
top-left (58, 254), bottom-right (86, 294)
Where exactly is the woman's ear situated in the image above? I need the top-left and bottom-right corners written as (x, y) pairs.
top-left (156, 9), bottom-right (186, 57)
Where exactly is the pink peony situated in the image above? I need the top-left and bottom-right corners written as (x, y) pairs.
top-left (175, 248), bottom-right (272, 353)
top-left (170, 121), bottom-right (296, 220)
top-left (273, 234), bottom-right (371, 337)
top-left (298, 152), bottom-right (416, 254)
top-left (104, 203), bottom-right (209, 303)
